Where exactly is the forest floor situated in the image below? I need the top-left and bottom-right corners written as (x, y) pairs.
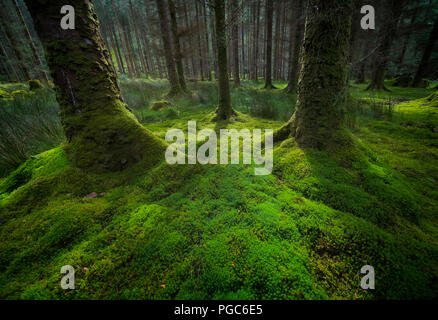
top-left (0, 79), bottom-right (437, 299)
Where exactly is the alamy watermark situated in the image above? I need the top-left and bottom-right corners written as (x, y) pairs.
top-left (60, 265), bottom-right (75, 290)
top-left (165, 121), bottom-right (273, 176)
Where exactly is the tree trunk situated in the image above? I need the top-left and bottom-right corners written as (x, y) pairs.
top-left (96, 0), bottom-right (123, 74)
top-left (111, 0), bottom-right (134, 78)
top-left (195, 2), bottom-right (205, 81)
top-left (156, 0), bottom-right (182, 96)
top-left (208, 4), bottom-right (217, 79)
top-left (202, 1), bottom-right (212, 81)
top-left (275, 0), bottom-right (352, 149)
top-left (12, 0), bottom-right (49, 82)
top-left (231, 0), bottom-right (240, 87)
top-left (241, 20), bottom-right (245, 80)
top-left (366, 0), bottom-right (404, 91)
top-left (182, 2), bottom-right (197, 79)
top-left (273, 1), bottom-right (281, 80)
top-left (397, 7), bottom-right (418, 73)
top-left (412, 16), bottom-right (438, 87)
top-left (264, 0), bottom-right (276, 89)
top-left (253, 0), bottom-right (261, 81)
top-left (99, 0), bottom-right (125, 74)
top-left (285, 0), bottom-right (304, 93)
top-left (24, 0), bottom-right (165, 172)
top-left (168, 0), bottom-right (187, 90)
top-left (129, 0), bottom-right (148, 78)
top-left (213, 0), bottom-right (233, 121)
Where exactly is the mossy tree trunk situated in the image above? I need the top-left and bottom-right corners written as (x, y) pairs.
top-left (263, 0), bottom-right (276, 89)
top-left (168, 0), bottom-right (187, 91)
top-left (213, 0), bottom-right (233, 121)
top-left (155, 0), bottom-right (182, 96)
top-left (24, 0), bottom-right (165, 172)
top-left (275, 0), bottom-right (353, 149)
top-left (412, 16), bottom-right (438, 88)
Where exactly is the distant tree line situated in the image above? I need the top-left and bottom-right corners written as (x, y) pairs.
top-left (1, 0), bottom-right (437, 89)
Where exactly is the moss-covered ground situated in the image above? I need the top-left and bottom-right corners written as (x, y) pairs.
top-left (0, 79), bottom-right (437, 299)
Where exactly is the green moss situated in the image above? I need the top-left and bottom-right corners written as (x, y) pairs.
top-left (0, 79), bottom-right (437, 300)
top-left (11, 90), bottom-right (29, 98)
top-left (0, 89), bottom-right (12, 102)
top-left (28, 80), bottom-right (43, 91)
top-left (150, 100), bottom-right (174, 111)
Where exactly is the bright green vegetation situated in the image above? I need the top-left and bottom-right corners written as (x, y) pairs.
top-left (0, 79), bottom-right (437, 299)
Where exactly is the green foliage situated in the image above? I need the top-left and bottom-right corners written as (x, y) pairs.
top-left (0, 86), bottom-right (64, 177)
top-left (0, 80), bottom-right (437, 300)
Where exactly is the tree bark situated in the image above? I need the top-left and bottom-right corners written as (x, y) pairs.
top-left (24, 0), bottom-right (165, 172)
top-left (275, 0), bottom-right (353, 149)
top-left (168, 0), bottom-right (187, 90)
top-left (285, 0), bottom-right (304, 93)
top-left (195, 2), bottom-right (205, 81)
top-left (213, 0), bottom-right (233, 120)
top-left (264, 0), bottom-right (276, 89)
top-left (412, 16), bottom-right (438, 87)
top-left (231, 0), bottom-right (240, 87)
top-left (253, 0), bottom-right (261, 81)
top-left (202, 1), bottom-right (212, 81)
top-left (156, 0), bottom-right (182, 96)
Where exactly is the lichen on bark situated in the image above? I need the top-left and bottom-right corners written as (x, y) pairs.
top-left (24, 0), bottom-right (165, 172)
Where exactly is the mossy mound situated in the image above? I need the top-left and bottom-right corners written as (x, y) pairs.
top-left (0, 83), bottom-right (27, 93)
top-left (28, 80), bottom-right (43, 91)
top-left (11, 90), bottom-right (29, 98)
top-left (424, 91), bottom-right (438, 107)
top-left (0, 89), bottom-right (12, 102)
top-left (0, 80), bottom-right (437, 300)
top-left (150, 100), bottom-right (174, 111)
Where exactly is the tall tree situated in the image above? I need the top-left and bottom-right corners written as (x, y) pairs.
top-left (231, 0), bottom-right (240, 87)
top-left (129, 0), bottom-right (149, 78)
top-left (275, 0), bottom-right (353, 149)
top-left (412, 15), bottom-right (438, 87)
top-left (367, 0), bottom-right (404, 91)
top-left (202, 1), bottom-right (212, 81)
top-left (252, 0), bottom-right (261, 81)
top-left (285, 0), bottom-right (304, 93)
top-left (264, 0), bottom-right (276, 89)
top-left (111, 0), bottom-right (134, 78)
top-left (212, 0), bottom-right (233, 121)
top-left (168, 0), bottom-right (187, 90)
top-left (23, 0), bottom-right (165, 171)
top-left (156, 0), bottom-right (182, 96)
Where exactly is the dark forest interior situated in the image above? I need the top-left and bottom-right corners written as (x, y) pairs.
top-left (0, 0), bottom-right (437, 300)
